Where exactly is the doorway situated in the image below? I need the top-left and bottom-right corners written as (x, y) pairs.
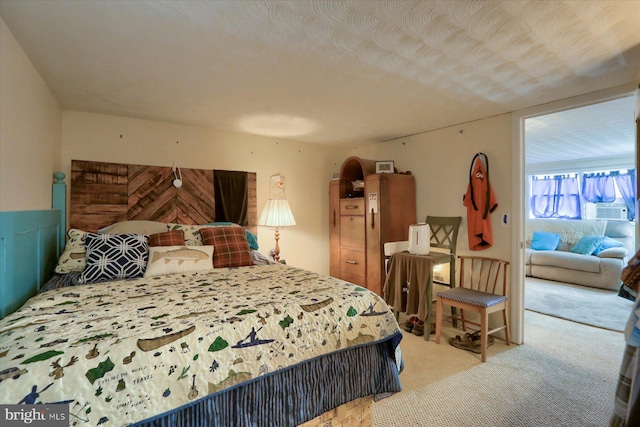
top-left (510, 83), bottom-right (638, 344)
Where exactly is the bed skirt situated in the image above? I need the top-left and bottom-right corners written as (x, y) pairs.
top-left (132, 333), bottom-right (402, 427)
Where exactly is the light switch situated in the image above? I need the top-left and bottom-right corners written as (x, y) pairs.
top-left (501, 214), bottom-right (510, 228)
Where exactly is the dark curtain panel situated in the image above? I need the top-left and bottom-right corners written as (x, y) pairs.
top-left (214, 170), bottom-right (248, 226)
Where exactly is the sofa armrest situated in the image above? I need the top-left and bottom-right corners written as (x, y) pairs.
top-left (597, 247), bottom-right (628, 260)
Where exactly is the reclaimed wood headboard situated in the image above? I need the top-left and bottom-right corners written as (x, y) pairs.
top-left (70, 160), bottom-right (257, 233)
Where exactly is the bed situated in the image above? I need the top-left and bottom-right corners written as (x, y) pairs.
top-left (0, 165), bottom-right (403, 427)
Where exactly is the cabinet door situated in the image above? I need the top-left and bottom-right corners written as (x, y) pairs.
top-left (364, 174), bottom-right (417, 296)
top-left (329, 181), bottom-right (340, 277)
top-left (340, 216), bottom-right (365, 249)
top-left (364, 176), bottom-right (385, 296)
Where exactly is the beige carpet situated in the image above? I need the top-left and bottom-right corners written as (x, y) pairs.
top-left (373, 310), bottom-right (626, 426)
top-left (525, 277), bottom-right (634, 332)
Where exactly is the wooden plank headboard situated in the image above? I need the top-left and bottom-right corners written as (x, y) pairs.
top-left (70, 160), bottom-right (257, 234)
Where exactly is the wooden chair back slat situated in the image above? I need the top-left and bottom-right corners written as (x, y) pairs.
top-left (426, 216), bottom-right (462, 253)
top-left (458, 255), bottom-right (509, 297)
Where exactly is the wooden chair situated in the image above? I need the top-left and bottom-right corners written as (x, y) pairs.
top-left (435, 255), bottom-right (510, 362)
top-left (425, 216), bottom-right (462, 289)
top-left (426, 216), bottom-right (462, 326)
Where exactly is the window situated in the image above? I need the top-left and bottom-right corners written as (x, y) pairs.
top-left (583, 169), bottom-right (636, 221)
top-left (529, 169), bottom-right (636, 221)
top-left (530, 174), bottom-right (581, 219)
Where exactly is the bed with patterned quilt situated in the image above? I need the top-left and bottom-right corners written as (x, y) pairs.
top-left (0, 222), bottom-right (403, 427)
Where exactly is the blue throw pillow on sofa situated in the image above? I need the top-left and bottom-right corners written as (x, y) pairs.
top-left (592, 236), bottom-right (624, 256)
top-left (530, 232), bottom-right (561, 250)
top-left (570, 235), bottom-right (605, 255)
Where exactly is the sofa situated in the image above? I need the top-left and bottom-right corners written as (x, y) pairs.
top-left (525, 219), bottom-right (634, 291)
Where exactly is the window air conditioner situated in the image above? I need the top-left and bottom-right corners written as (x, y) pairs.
top-left (595, 203), bottom-right (628, 220)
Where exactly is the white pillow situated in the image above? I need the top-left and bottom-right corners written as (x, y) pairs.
top-left (100, 220), bottom-right (168, 235)
top-left (144, 245), bottom-right (214, 277)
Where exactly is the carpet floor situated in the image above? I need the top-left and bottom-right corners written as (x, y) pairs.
top-left (373, 310), bottom-right (626, 426)
top-left (524, 277), bottom-right (634, 332)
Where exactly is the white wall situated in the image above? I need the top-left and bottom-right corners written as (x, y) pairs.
top-left (0, 18), bottom-right (62, 211)
top-left (61, 111), bottom-right (349, 274)
top-left (352, 114), bottom-right (513, 262)
top-left (351, 114), bottom-right (517, 339)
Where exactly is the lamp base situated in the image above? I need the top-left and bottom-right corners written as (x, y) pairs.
top-left (273, 229), bottom-right (280, 262)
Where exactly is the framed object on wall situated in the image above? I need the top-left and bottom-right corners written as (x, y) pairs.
top-left (269, 175), bottom-right (286, 199)
top-left (375, 161), bottom-right (394, 174)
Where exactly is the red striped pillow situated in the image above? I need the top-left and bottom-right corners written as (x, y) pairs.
top-left (148, 229), bottom-right (185, 247)
top-left (201, 226), bottom-right (253, 268)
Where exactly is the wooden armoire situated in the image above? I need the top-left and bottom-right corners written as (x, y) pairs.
top-left (329, 156), bottom-right (416, 296)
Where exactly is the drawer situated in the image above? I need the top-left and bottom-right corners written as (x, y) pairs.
top-left (340, 198), bottom-right (365, 216)
top-left (340, 248), bottom-right (366, 278)
top-left (340, 216), bottom-right (365, 248)
top-left (340, 271), bottom-right (366, 288)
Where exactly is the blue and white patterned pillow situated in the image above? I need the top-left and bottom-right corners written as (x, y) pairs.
top-left (81, 233), bottom-right (149, 284)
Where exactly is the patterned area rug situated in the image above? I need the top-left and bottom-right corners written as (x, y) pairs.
top-left (525, 277), bottom-right (634, 332)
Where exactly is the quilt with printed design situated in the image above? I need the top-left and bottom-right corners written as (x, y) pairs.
top-left (0, 264), bottom-right (401, 426)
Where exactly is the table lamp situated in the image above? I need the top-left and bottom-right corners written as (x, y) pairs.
top-left (258, 199), bottom-right (296, 262)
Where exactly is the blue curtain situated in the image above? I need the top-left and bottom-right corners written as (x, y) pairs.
top-left (582, 173), bottom-right (616, 203)
top-left (613, 170), bottom-right (636, 220)
top-left (531, 175), bottom-right (581, 219)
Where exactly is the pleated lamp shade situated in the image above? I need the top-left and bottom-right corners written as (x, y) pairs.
top-left (258, 199), bottom-right (295, 262)
top-left (258, 199), bottom-right (296, 228)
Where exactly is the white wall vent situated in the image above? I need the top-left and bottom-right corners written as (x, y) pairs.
top-left (595, 203), bottom-right (628, 220)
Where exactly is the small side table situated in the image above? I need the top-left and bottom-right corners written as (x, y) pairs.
top-left (383, 251), bottom-right (452, 340)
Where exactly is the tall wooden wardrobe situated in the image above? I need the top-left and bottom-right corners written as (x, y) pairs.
top-left (329, 156), bottom-right (416, 296)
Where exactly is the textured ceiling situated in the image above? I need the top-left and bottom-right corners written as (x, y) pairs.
top-left (526, 95), bottom-right (636, 165)
top-left (1, 0), bottom-right (639, 150)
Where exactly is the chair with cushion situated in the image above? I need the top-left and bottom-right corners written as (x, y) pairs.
top-left (435, 255), bottom-right (510, 362)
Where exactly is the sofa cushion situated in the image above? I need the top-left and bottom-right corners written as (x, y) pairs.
top-left (593, 236), bottom-right (625, 255)
top-left (597, 247), bottom-right (628, 259)
top-left (524, 248), bottom-right (533, 265)
top-left (531, 232), bottom-right (561, 250)
top-left (570, 235), bottom-right (605, 255)
top-left (526, 219), bottom-right (607, 248)
top-left (605, 220), bottom-right (634, 251)
top-left (530, 250), bottom-right (603, 273)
